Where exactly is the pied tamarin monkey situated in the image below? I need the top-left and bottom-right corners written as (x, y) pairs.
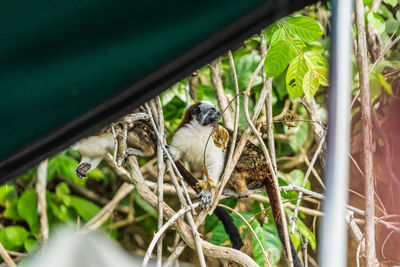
top-left (167, 101), bottom-right (302, 266)
top-left (70, 107), bottom-right (244, 250)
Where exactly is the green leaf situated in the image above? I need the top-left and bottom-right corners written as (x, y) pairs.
top-left (286, 209), bottom-right (316, 250)
top-left (286, 55), bottom-right (308, 99)
top-left (252, 223), bottom-right (282, 266)
top-left (17, 190), bottom-right (38, 236)
top-left (377, 73), bottom-right (393, 95)
top-left (285, 16), bottom-right (324, 43)
top-left (270, 27), bottom-right (285, 44)
top-left (303, 70), bottom-right (320, 99)
top-left (70, 196), bottom-right (101, 221)
top-left (0, 185), bottom-right (15, 203)
top-left (56, 182), bottom-right (70, 197)
top-left (314, 66), bottom-right (329, 86)
top-left (367, 12), bottom-right (385, 34)
top-left (24, 238), bottom-right (38, 253)
top-left (0, 226), bottom-right (29, 250)
top-left (304, 51), bottom-right (328, 68)
top-left (226, 53), bottom-right (262, 90)
top-left (133, 190), bottom-right (157, 218)
top-left (265, 40), bottom-right (290, 77)
top-left (383, 0), bottom-right (397, 7)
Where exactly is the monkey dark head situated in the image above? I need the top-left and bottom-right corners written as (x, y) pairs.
top-left (180, 101), bottom-right (221, 128)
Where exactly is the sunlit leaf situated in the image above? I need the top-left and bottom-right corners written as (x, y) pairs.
top-left (265, 40), bottom-right (290, 77)
top-left (253, 223), bottom-right (282, 266)
top-left (303, 70), bottom-right (320, 99)
top-left (285, 16), bottom-right (324, 43)
top-left (286, 55), bottom-right (308, 99)
top-left (367, 12), bottom-right (385, 34)
top-left (0, 226), bottom-right (29, 251)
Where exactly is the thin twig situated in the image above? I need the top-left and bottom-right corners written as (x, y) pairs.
top-left (260, 30), bottom-right (277, 173)
top-left (218, 204), bottom-right (273, 267)
top-left (210, 58), bottom-right (234, 129)
top-left (0, 242), bottom-right (16, 267)
top-left (142, 203), bottom-right (201, 267)
top-left (241, 54), bottom-right (294, 266)
top-left (155, 96), bottom-right (166, 267)
top-left (210, 53), bottom-right (268, 213)
top-left (144, 103), bottom-right (196, 214)
top-left (355, 0), bottom-right (379, 266)
top-left (81, 182), bottom-right (134, 233)
top-left (290, 132), bottom-right (326, 234)
top-left (36, 159), bottom-right (49, 244)
top-left (126, 156), bottom-right (258, 267)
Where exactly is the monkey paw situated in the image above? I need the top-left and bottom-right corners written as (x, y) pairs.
top-left (196, 190), bottom-right (212, 210)
top-left (163, 145), bottom-right (172, 161)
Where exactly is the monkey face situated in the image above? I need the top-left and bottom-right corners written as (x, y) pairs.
top-left (192, 101), bottom-right (221, 126)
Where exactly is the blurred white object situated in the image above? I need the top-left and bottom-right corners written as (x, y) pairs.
top-left (26, 227), bottom-right (153, 267)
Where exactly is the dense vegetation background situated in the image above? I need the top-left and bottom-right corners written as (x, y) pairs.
top-left (0, 1), bottom-right (399, 266)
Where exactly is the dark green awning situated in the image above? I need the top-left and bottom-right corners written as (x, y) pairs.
top-left (0, 0), bottom-right (317, 183)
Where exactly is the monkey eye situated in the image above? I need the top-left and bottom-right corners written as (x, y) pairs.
top-left (192, 106), bottom-right (200, 115)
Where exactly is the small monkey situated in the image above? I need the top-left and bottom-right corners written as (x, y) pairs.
top-left (167, 101), bottom-right (302, 266)
top-left (71, 109), bottom-right (157, 178)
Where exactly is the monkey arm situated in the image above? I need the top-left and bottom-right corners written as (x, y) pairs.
top-left (174, 161), bottom-right (202, 193)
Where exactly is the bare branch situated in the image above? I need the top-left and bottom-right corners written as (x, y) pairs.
top-left (260, 30), bottom-right (277, 173)
top-left (209, 58), bottom-right (234, 129)
top-left (143, 203), bottom-right (201, 267)
top-left (81, 182), bottom-right (134, 233)
top-left (36, 159), bottom-right (49, 245)
top-left (126, 156), bottom-right (259, 267)
top-left (0, 240), bottom-right (16, 267)
top-left (155, 96), bottom-right (166, 267)
top-left (218, 204), bottom-right (273, 267)
top-left (355, 0), bottom-right (379, 266)
top-left (290, 132), bottom-right (326, 234)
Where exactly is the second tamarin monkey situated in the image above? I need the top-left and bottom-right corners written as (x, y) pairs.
top-left (167, 101), bottom-right (302, 267)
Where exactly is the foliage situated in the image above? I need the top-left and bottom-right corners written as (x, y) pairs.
top-left (3, 1), bottom-right (399, 266)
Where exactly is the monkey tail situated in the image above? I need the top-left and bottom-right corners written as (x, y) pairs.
top-left (214, 206), bottom-right (244, 250)
top-left (264, 179), bottom-right (303, 267)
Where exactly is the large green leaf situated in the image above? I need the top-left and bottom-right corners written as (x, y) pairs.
top-left (0, 226), bottom-right (30, 251)
top-left (265, 40), bottom-right (290, 78)
top-left (286, 55), bottom-right (308, 99)
top-left (303, 70), bottom-right (319, 99)
top-left (17, 190), bottom-right (38, 236)
top-left (252, 223), bottom-right (282, 266)
top-left (70, 196), bottom-right (101, 221)
top-left (24, 238), bottom-right (38, 253)
top-left (0, 185), bottom-right (15, 204)
top-left (285, 16), bottom-right (323, 43)
top-left (367, 12), bottom-right (385, 34)
top-left (383, 0), bottom-right (398, 7)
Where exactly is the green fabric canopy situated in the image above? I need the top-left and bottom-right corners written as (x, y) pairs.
top-left (0, 0), bottom-right (317, 183)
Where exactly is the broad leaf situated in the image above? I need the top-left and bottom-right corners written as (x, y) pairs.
top-left (383, 0), bottom-right (397, 8)
top-left (70, 196), bottom-right (101, 221)
top-left (0, 226), bottom-right (29, 250)
top-left (303, 70), bottom-right (320, 99)
top-left (285, 16), bottom-right (323, 43)
top-left (265, 40), bottom-right (290, 77)
top-left (24, 238), bottom-right (38, 253)
top-left (252, 223), bottom-right (282, 266)
top-left (17, 190), bottom-right (38, 236)
top-left (367, 12), bottom-right (385, 34)
top-left (286, 55), bottom-right (308, 99)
